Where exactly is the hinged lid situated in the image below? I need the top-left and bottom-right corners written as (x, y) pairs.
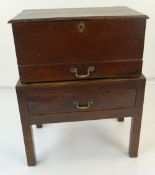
top-left (8, 6), bottom-right (149, 23)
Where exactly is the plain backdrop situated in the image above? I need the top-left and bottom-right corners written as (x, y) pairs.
top-left (0, 0), bottom-right (155, 87)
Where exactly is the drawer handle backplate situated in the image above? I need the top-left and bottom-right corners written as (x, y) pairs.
top-left (70, 67), bottom-right (95, 78)
top-left (73, 101), bottom-right (93, 110)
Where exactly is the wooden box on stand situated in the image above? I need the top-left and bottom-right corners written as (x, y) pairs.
top-left (9, 6), bottom-right (148, 166)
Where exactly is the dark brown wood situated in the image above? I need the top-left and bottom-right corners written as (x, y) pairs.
top-left (129, 77), bottom-right (145, 157)
top-left (16, 76), bottom-right (145, 165)
top-left (19, 60), bottom-right (142, 83)
top-left (8, 6), bottom-right (148, 23)
top-left (16, 88), bottom-right (36, 166)
top-left (16, 76), bottom-right (145, 124)
top-left (26, 84), bottom-right (136, 116)
top-left (9, 7), bottom-right (148, 83)
top-left (12, 18), bottom-right (146, 65)
top-left (30, 109), bottom-right (134, 125)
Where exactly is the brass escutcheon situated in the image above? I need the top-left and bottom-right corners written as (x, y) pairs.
top-left (78, 22), bottom-right (85, 32)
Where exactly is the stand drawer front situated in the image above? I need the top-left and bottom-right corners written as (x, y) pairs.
top-left (13, 18), bottom-right (146, 65)
top-left (26, 81), bottom-right (136, 116)
top-left (19, 60), bottom-right (142, 83)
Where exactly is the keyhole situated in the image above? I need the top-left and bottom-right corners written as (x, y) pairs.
top-left (78, 22), bottom-right (85, 32)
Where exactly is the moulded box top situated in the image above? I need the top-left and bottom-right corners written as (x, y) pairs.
top-left (8, 6), bottom-right (149, 23)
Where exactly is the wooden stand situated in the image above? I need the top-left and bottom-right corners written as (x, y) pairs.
top-left (16, 76), bottom-right (145, 166)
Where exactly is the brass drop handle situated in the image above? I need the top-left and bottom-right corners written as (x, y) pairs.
top-left (74, 101), bottom-right (93, 110)
top-left (70, 67), bottom-right (95, 78)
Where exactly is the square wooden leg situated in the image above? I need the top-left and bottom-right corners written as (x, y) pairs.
top-left (129, 113), bottom-right (142, 157)
top-left (129, 77), bottom-right (145, 157)
top-left (21, 124), bottom-right (36, 166)
top-left (16, 87), bottom-right (37, 166)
